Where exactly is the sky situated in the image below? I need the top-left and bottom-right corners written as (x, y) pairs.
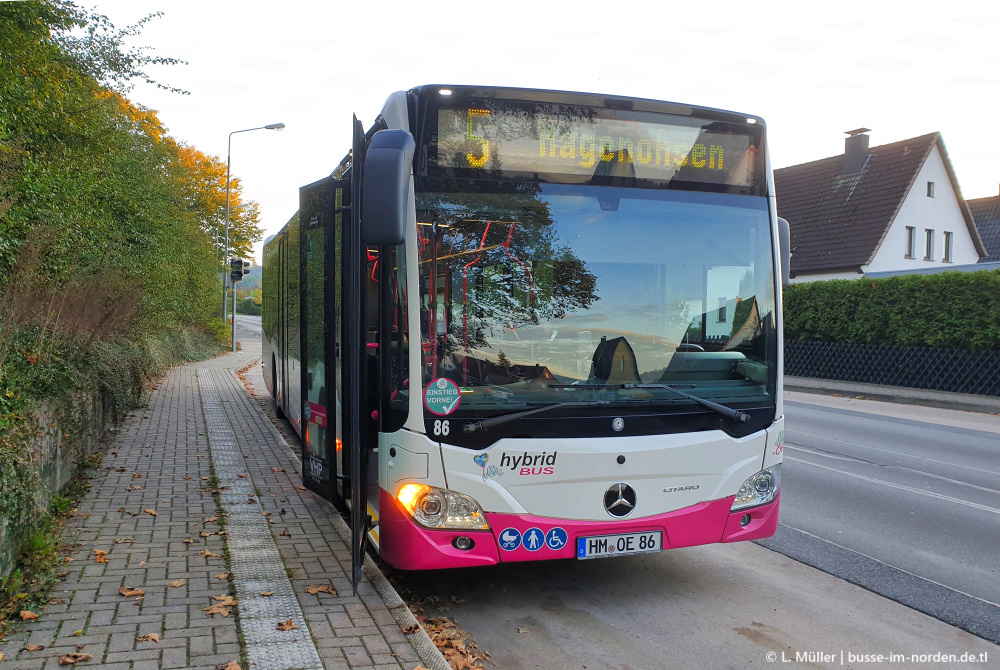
top-left (88, 0), bottom-right (1000, 261)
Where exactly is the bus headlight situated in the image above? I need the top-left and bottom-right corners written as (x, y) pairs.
top-left (396, 484), bottom-right (490, 530)
top-left (731, 465), bottom-right (781, 511)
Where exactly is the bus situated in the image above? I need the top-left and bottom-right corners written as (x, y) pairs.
top-left (262, 85), bottom-right (789, 588)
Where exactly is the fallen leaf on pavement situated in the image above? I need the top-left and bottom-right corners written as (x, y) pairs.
top-left (114, 538), bottom-right (135, 544)
top-left (93, 549), bottom-right (108, 556)
top-left (183, 538), bottom-right (199, 544)
top-left (200, 530), bottom-right (212, 537)
top-left (402, 624), bottom-right (419, 634)
top-left (75, 644), bottom-right (86, 651)
top-left (203, 603), bottom-right (231, 617)
top-left (450, 595), bottom-right (465, 604)
top-left (118, 586), bottom-right (145, 597)
top-left (304, 585), bottom-right (337, 596)
top-left (215, 573), bottom-right (229, 580)
top-left (211, 595), bottom-right (237, 606)
top-left (262, 511), bottom-right (271, 516)
top-left (237, 474), bottom-right (247, 479)
top-left (139, 561), bottom-right (146, 568)
top-left (19, 610), bottom-right (39, 621)
top-left (259, 591), bottom-right (275, 596)
top-left (279, 529), bottom-right (291, 537)
top-left (95, 553), bottom-right (108, 563)
top-left (297, 486), bottom-right (306, 490)
top-left (204, 516), bottom-right (217, 523)
top-left (169, 580), bottom-right (184, 588)
top-left (58, 653), bottom-right (93, 665)
top-left (137, 633), bottom-right (159, 642)
top-left (221, 662), bottom-right (241, 670)
top-left (276, 619), bottom-right (298, 631)
top-left (518, 626), bottom-right (528, 633)
top-left (25, 644), bottom-right (45, 651)
top-left (272, 468), bottom-right (284, 472)
top-left (196, 550), bottom-right (218, 558)
top-left (144, 509), bottom-right (157, 517)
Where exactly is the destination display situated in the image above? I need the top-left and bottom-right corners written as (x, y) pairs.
top-left (434, 102), bottom-right (760, 188)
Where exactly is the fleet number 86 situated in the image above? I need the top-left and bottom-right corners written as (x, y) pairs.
top-left (432, 420), bottom-right (450, 436)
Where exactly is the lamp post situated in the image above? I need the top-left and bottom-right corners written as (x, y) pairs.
top-left (223, 122), bottom-right (285, 350)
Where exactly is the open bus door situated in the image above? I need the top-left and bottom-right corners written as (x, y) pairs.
top-left (297, 122), bottom-right (369, 594)
top-left (346, 116), bottom-right (370, 594)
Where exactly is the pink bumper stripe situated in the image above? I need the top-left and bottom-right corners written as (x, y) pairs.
top-left (378, 488), bottom-right (780, 570)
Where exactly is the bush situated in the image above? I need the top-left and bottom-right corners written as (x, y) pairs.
top-left (784, 270), bottom-right (1000, 350)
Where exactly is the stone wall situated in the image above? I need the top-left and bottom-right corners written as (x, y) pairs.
top-left (0, 386), bottom-right (119, 579)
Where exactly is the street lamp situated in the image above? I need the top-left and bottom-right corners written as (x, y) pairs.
top-left (223, 122), bottom-right (285, 350)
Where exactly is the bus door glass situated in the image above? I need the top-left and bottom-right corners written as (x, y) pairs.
top-left (300, 178), bottom-right (344, 500)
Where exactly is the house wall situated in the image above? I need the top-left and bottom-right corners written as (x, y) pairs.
top-left (865, 145), bottom-right (981, 273)
top-left (790, 270), bottom-right (862, 283)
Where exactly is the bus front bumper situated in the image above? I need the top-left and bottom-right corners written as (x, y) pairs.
top-left (378, 488), bottom-right (780, 570)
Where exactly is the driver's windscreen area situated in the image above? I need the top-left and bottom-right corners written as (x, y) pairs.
top-left (416, 183), bottom-right (777, 417)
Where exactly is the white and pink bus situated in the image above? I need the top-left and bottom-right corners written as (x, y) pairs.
top-left (263, 86), bottom-right (788, 588)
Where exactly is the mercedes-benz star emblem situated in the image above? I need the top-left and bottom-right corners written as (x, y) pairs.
top-left (604, 482), bottom-right (637, 518)
top-left (612, 417), bottom-right (624, 431)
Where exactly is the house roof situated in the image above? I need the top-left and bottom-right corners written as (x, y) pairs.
top-left (967, 193), bottom-right (1000, 262)
top-left (774, 132), bottom-right (986, 276)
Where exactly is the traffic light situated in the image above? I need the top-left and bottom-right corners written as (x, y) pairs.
top-left (242, 259), bottom-right (251, 277)
top-left (230, 258), bottom-right (244, 282)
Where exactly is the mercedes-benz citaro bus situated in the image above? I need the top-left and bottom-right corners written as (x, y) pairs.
top-left (262, 85), bottom-right (790, 588)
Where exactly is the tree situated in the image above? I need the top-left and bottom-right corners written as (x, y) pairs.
top-left (174, 145), bottom-right (262, 260)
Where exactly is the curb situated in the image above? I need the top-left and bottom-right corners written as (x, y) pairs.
top-left (784, 376), bottom-right (1000, 415)
top-left (234, 356), bottom-right (451, 670)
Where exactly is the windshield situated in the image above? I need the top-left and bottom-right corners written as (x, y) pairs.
top-left (416, 182), bottom-right (777, 430)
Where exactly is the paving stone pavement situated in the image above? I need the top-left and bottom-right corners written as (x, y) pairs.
top-left (0, 334), bottom-right (431, 670)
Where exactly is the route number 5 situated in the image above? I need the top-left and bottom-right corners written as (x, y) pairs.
top-left (466, 109), bottom-right (490, 168)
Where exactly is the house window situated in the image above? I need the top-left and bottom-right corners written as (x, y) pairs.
top-left (927, 181), bottom-right (935, 197)
top-left (717, 298), bottom-right (727, 323)
top-left (943, 231), bottom-right (953, 262)
top-left (924, 229), bottom-right (934, 260)
top-left (905, 226), bottom-right (915, 258)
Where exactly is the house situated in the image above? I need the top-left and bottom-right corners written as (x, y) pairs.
top-left (774, 130), bottom-right (987, 282)
top-left (967, 186), bottom-right (1000, 263)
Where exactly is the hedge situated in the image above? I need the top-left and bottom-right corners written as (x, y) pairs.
top-left (783, 270), bottom-right (1000, 351)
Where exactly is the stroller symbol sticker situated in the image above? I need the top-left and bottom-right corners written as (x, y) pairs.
top-left (499, 528), bottom-right (521, 551)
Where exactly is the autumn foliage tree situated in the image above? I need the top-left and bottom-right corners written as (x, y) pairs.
top-left (0, 0), bottom-right (263, 342)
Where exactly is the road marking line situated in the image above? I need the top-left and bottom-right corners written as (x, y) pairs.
top-left (777, 522), bottom-right (1000, 609)
top-left (785, 455), bottom-right (1000, 516)
top-left (785, 445), bottom-right (1000, 497)
top-left (787, 430), bottom-right (1000, 476)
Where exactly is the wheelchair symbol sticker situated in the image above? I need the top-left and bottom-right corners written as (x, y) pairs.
top-left (499, 528), bottom-right (521, 551)
top-left (546, 527), bottom-right (568, 550)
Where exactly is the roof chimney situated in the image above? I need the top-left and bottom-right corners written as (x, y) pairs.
top-left (844, 128), bottom-right (871, 175)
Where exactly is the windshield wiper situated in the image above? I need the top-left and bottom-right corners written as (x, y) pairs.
top-left (547, 383), bottom-right (750, 423)
top-left (623, 384), bottom-right (750, 422)
top-left (463, 401), bottom-right (611, 434)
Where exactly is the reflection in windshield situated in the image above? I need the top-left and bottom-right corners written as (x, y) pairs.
top-left (416, 184), bottom-right (776, 413)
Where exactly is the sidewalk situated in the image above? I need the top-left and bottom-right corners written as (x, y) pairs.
top-left (785, 375), bottom-right (1000, 415)
top-left (0, 334), bottom-right (447, 670)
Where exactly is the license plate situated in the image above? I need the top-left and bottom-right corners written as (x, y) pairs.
top-left (577, 531), bottom-right (662, 559)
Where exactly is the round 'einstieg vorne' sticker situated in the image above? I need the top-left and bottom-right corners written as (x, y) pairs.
top-left (424, 377), bottom-right (461, 416)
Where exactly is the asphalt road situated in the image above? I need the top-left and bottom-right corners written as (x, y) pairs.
top-left (237, 320), bottom-right (999, 667)
top-left (760, 392), bottom-right (1000, 642)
